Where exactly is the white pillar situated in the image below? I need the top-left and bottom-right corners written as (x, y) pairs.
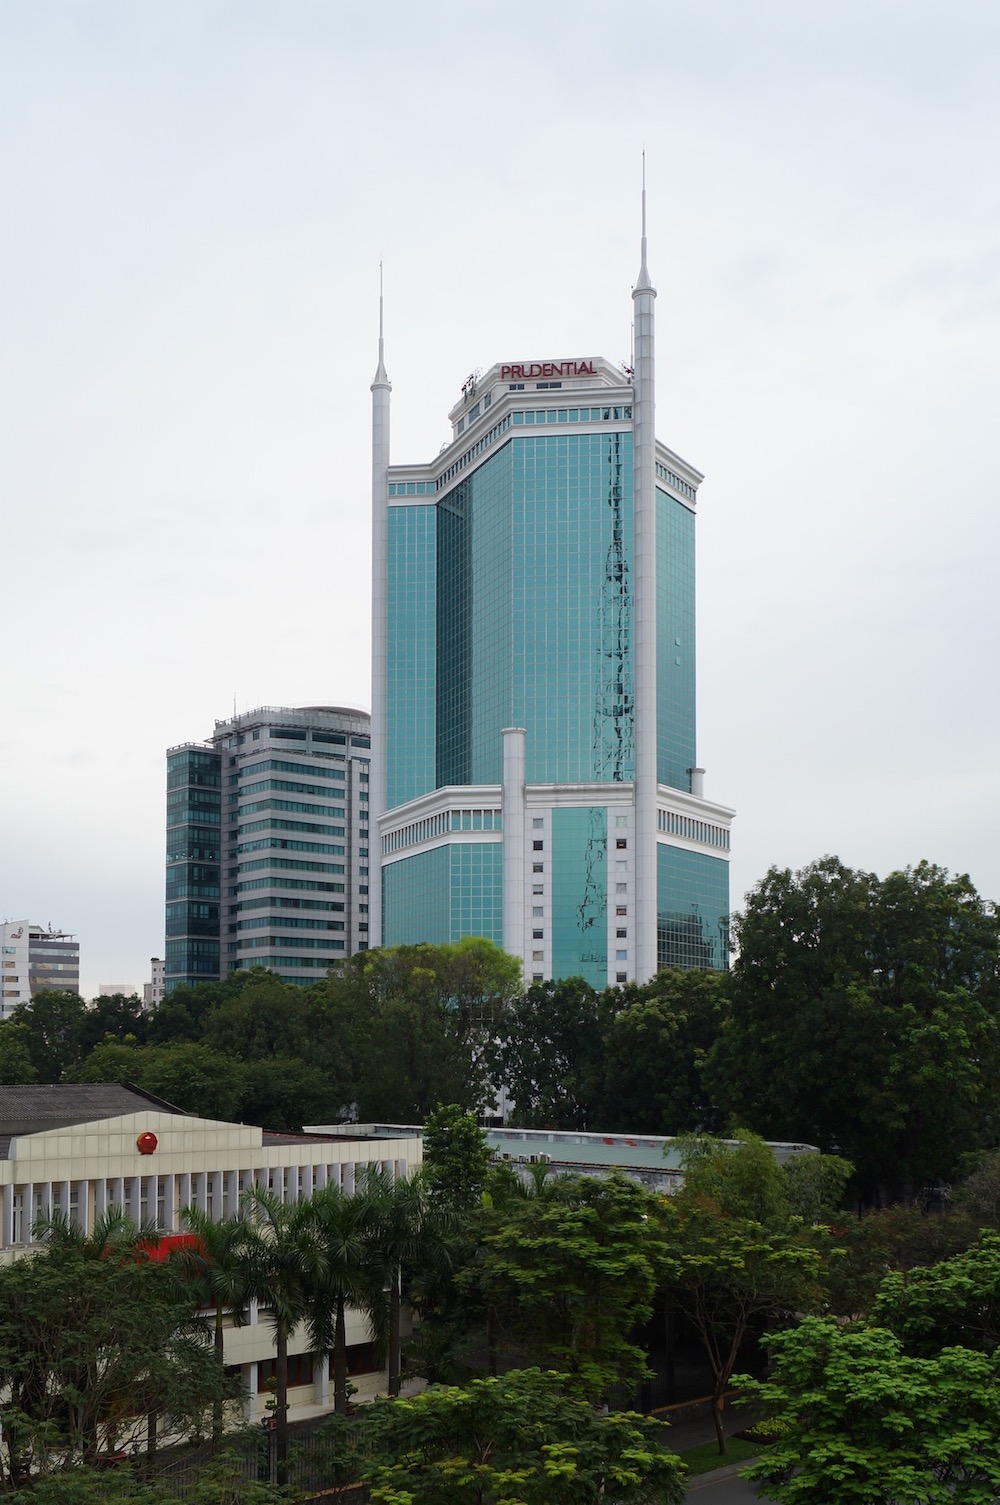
top-left (177, 1172), bottom-right (192, 1215)
top-left (161, 1173), bottom-right (176, 1231)
top-left (24, 1182), bottom-right (34, 1242)
top-left (2, 1185), bottom-right (13, 1248)
top-left (313, 1354), bottom-right (330, 1407)
top-left (95, 1177), bottom-right (107, 1221)
top-left (632, 179), bottom-right (659, 983)
top-left (370, 280), bottom-right (392, 950)
top-left (127, 1175), bottom-right (141, 1225)
top-left (501, 728), bottom-right (527, 969)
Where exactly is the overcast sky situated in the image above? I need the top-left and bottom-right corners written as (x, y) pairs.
top-left (2, 1), bottom-right (999, 997)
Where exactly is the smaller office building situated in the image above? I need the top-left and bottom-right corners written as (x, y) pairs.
top-left (1, 922), bottom-right (80, 1016)
top-left (0, 1086), bottom-right (420, 1420)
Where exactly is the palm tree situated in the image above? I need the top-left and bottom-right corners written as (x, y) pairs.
top-left (361, 1165), bottom-right (452, 1397)
top-left (307, 1180), bottom-right (383, 1413)
top-left (240, 1184), bottom-right (328, 1487)
top-left (175, 1207), bottom-right (253, 1448)
top-left (33, 1204), bottom-right (159, 1257)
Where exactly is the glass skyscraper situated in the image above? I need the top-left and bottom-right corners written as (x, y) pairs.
top-left (371, 218), bottom-right (733, 986)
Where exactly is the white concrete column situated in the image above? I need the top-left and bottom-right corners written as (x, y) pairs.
top-left (127, 1176), bottom-right (141, 1225)
top-left (95, 1177), bottom-right (107, 1222)
top-left (177, 1172), bottom-right (192, 1215)
top-left (632, 179), bottom-right (659, 983)
top-left (109, 1177), bottom-right (124, 1214)
top-left (370, 280), bottom-right (392, 950)
top-left (300, 1164), bottom-right (314, 1201)
top-left (79, 1179), bottom-right (92, 1236)
top-left (314, 1163), bottom-right (328, 1191)
top-left (501, 727), bottom-right (527, 970)
top-left (23, 1181), bottom-right (34, 1242)
top-left (2, 1185), bottom-right (13, 1248)
top-left (161, 1173), bottom-right (176, 1231)
top-left (226, 1169), bottom-right (239, 1216)
top-left (313, 1354), bottom-right (330, 1407)
top-left (246, 1362), bottom-right (259, 1421)
top-left (210, 1170), bottom-right (224, 1217)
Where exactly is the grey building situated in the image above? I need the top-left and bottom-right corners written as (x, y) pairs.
top-left (165, 706), bottom-right (372, 993)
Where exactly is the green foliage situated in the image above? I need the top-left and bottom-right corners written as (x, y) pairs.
top-left (352, 1368), bottom-right (685, 1505)
top-left (12, 989), bottom-right (87, 1079)
top-left (0, 1019), bottom-right (39, 1084)
top-left (955, 1148), bottom-right (1000, 1228)
top-left (423, 1105), bottom-right (493, 1212)
top-left (0, 1234), bottom-right (231, 1483)
top-left (874, 1228), bottom-right (1000, 1357)
top-left (709, 857), bottom-right (1000, 1201)
top-left (598, 968), bottom-right (730, 1134)
top-left (473, 1175), bottom-right (664, 1399)
top-left (662, 1134), bottom-right (826, 1450)
top-left (742, 1317), bottom-right (1000, 1504)
top-left (782, 1150), bottom-right (853, 1223)
top-left (489, 977), bottom-right (604, 1129)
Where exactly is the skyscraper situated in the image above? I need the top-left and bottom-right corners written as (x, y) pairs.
top-left (372, 205), bottom-right (733, 988)
top-left (165, 706), bottom-right (372, 993)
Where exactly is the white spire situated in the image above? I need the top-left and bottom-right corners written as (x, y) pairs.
top-left (635, 151), bottom-right (655, 294)
top-left (372, 262), bottom-right (390, 390)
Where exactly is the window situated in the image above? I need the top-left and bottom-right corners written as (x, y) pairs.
top-left (616, 972), bottom-right (628, 983)
top-left (532, 951), bottom-right (544, 961)
top-left (532, 818), bottom-right (543, 829)
top-left (616, 949), bottom-right (627, 962)
top-left (532, 841), bottom-right (543, 851)
top-left (616, 929), bottom-right (627, 939)
top-left (616, 839), bottom-right (627, 849)
top-left (258, 1354), bottom-right (313, 1390)
top-left (532, 930), bottom-right (543, 940)
top-left (532, 907), bottom-right (543, 918)
top-left (616, 906), bottom-right (627, 916)
top-left (532, 972), bottom-right (543, 982)
top-left (615, 883), bottom-right (627, 894)
top-left (532, 864), bottom-right (543, 873)
top-left (532, 885), bottom-right (543, 895)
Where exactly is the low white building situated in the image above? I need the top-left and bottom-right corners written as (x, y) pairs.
top-left (0, 1086), bottom-right (421, 1419)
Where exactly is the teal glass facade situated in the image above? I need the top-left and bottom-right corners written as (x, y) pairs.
top-left (388, 429), bottom-right (637, 794)
top-left (165, 747), bottom-right (222, 990)
top-left (656, 844), bottom-right (729, 971)
top-left (656, 488), bottom-right (696, 792)
top-left (551, 807), bottom-right (608, 988)
top-left (383, 842), bottom-right (503, 947)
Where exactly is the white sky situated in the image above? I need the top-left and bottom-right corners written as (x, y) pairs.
top-left (2, 1), bottom-right (999, 998)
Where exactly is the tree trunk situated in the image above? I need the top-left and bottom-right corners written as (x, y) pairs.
top-left (334, 1295), bottom-right (349, 1414)
top-left (212, 1303), bottom-right (225, 1449)
top-left (146, 1409), bottom-right (158, 1463)
top-left (711, 1390), bottom-right (727, 1455)
top-left (275, 1321), bottom-right (289, 1488)
top-left (388, 1267), bottom-right (401, 1397)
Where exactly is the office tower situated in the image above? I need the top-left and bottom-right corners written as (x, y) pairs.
top-left (1, 921), bottom-right (80, 1014)
top-left (165, 706), bottom-right (372, 994)
top-left (372, 203), bottom-right (733, 987)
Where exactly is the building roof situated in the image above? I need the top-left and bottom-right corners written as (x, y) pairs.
top-left (0, 1083), bottom-right (186, 1138)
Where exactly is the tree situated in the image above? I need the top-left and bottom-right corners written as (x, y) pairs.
top-left (742, 1317), bottom-right (1000, 1504)
top-left (489, 977), bottom-right (603, 1129)
top-left (660, 1133), bottom-right (825, 1453)
top-left (176, 1209), bottom-right (254, 1447)
top-left (873, 1229), bottom-right (1000, 1358)
top-left (598, 969), bottom-right (730, 1134)
top-left (423, 1104), bottom-right (494, 1213)
top-left (955, 1148), bottom-right (1000, 1228)
top-left (709, 857), bottom-right (1000, 1201)
top-left (0, 1019), bottom-right (38, 1084)
top-left (239, 1186), bottom-right (327, 1485)
top-left (352, 1368), bottom-right (685, 1505)
top-left (77, 993), bottom-right (148, 1054)
top-left (0, 1236), bottom-right (230, 1482)
top-left (306, 1181), bottom-right (382, 1416)
top-left (474, 1175), bottom-right (663, 1401)
top-left (12, 990), bottom-right (86, 1080)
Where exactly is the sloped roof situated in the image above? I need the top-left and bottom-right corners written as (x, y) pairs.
top-left (0, 1083), bottom-right (186, 1139)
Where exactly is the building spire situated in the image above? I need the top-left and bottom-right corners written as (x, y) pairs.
top-left (635, 151), bottom-right (654, 293)
top-left (372, 262), bottom-right (390, 389)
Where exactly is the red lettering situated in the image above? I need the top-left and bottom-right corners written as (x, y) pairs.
top-left (501, 366), bottom-right (512, 380)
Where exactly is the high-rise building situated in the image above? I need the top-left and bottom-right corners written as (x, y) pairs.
top-left (372, 205), bottom-right (733, 987)
top-left (1, 922), bottom-right (80, 1014)
top-left (165, 706), bottom-right (372, 994)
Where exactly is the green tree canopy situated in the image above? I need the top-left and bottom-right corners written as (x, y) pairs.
top-left (489, 977), bottom-right (604, 1129)
top-left (743, 1316), bottom-right (1000, 1504)
top-left (708, 857), bottom-right (1000, 1201)
top-left (349, 1368), bottom-right (685, 1505)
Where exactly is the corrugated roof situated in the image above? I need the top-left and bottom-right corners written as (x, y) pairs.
top-left (0, 1083), bottom-right (186, 1141)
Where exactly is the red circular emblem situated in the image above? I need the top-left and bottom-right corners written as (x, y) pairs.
top-left (136, 1132), bottom-right (158, 1155)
